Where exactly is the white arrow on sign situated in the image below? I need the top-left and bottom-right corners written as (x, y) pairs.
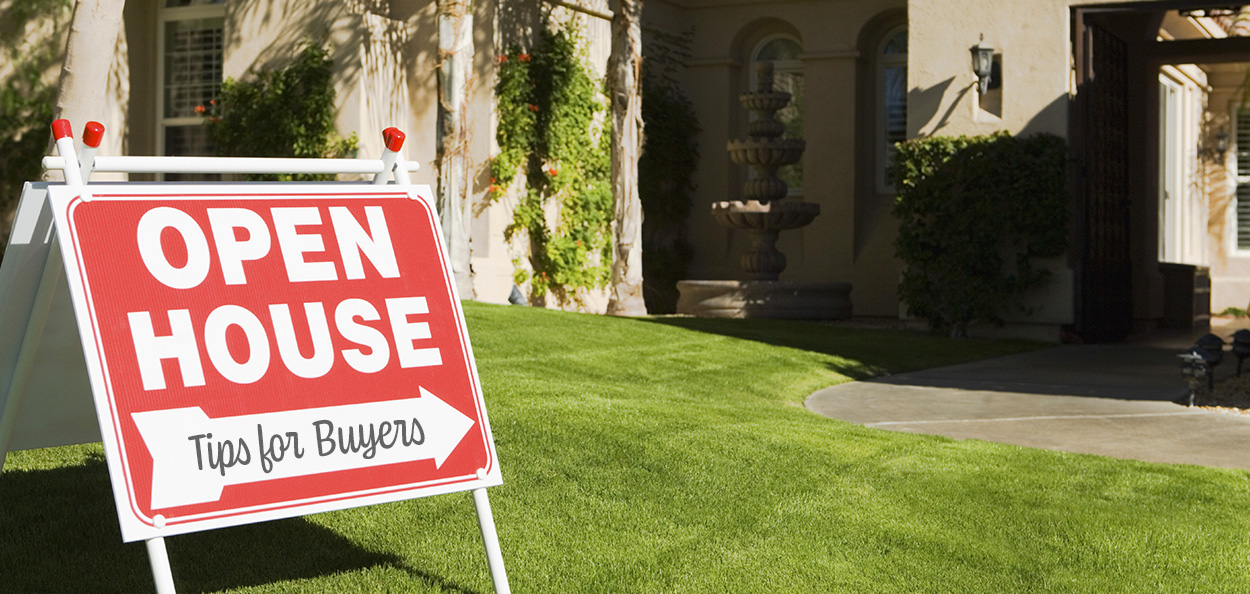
top-left (130, 387), bottom-right (475, 510)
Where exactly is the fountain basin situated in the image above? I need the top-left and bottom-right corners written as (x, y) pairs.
top-left (712, 200), bottom-right (819, 231)
top-left (727, 138), bottom-right (805, 168)
top-left (676, 280), bottom-right (852, 320)
top-left (740, 92), bottom-right (792, 112)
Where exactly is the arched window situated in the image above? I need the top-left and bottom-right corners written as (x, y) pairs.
top-left (751, 35), bottom-right (804, 195)
top-left (876, 27), bottom-right (907, 193)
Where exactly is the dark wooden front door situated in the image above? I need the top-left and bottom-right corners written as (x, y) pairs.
top-left (1074, 19), bottom-right (1133, 342)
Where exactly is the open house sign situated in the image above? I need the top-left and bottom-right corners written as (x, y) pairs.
top-left (47, 184), bottom-right (500, 542)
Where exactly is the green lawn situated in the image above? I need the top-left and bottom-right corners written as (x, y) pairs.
top-left (4, 302), bottom-right (1249, 593)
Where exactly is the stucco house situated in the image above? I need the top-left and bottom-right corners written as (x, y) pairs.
top-left (673, 1), bottom-right (1250, 342)
top-left (6, 0), bottom-right (1250, 342)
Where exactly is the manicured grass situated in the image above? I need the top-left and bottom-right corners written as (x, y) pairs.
top-left (4, 302), bottom-right (1249, 592)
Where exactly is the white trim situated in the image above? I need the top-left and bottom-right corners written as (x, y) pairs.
top-left (1158, 74), bottom-right (1179, 262)
top-left (1156, 69), bottom-right (1209, 266)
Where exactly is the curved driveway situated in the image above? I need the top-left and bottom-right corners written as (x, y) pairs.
top-left (806, 342), bottom-right (1250, 471)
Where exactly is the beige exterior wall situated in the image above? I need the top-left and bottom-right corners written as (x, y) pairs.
top-left (908, 0), bottom-right (1075, 139)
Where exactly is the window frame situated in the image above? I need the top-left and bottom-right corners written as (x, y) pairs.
top-left (875, 25), bottom-right (907, 195)
top-left (748, 33), bottom-right (804, 198)
top-left (155, 0), bottom-right (226, 163)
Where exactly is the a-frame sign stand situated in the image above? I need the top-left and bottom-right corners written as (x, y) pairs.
top-left (0, 120), bottom-right (511, 594)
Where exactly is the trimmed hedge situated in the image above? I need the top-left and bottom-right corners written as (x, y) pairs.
top-left (892, 132), bottom-right (1069, 337)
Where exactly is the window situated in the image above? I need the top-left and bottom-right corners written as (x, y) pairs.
top-left (876, 27), bottom-right (907, 194)
top-left (1235, 107), bottom-right (1250, 251)
top-left (157, 0), bottom-right (224, 179)
top-left (750, 35), bottom-right (803, 195)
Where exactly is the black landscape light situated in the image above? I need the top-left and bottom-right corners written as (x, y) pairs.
top-left (1233, 329), bottom-right (1250, 376)
top-left (1194, 333), bottom-right (1225, 390)
top-left (1196, 333), bottom-right (1225, 362)
top-left (1178, 349), bottom-right (1209, 407)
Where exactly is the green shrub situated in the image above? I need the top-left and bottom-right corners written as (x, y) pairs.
top-left (892, 132), bottom-right (1069, 337)
top-left (639, 55), bottom-right (698, 314)
top-left (203, 43), bottom-right (356, 181)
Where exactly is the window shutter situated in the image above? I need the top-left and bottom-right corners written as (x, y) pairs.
top-left (1237, 110), bottom-right (1250, 250)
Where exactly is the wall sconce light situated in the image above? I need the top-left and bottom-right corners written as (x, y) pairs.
top-left (971, 36), bottom-right (995, 94)
top-left (1216, 130), bottom-right (1230, 154)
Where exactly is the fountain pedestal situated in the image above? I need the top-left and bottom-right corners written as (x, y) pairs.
top-left (676, 61), bottom-right (852, 320)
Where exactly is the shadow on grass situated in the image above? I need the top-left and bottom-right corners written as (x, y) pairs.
top-left (0, 452), bottom-right (467, 593)
top-left (865, 343), bottom-right (1194, 401)
top-left (642, 316), bottom-right (1027, 380)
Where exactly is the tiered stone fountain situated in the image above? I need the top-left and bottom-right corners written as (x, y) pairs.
top-left (677, 61), bottom-right (852, 319)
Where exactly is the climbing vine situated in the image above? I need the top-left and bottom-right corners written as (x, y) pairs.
top-left (202, 43), bottom-right (357, 181)
top-left (491, 29), bottom-right (612, 304)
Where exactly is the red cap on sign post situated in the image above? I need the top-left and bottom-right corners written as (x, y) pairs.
top-left (383, 127), bottom-right (406, 152)
top-left (51, 119), bottom-right (74, 140)
top-left (83, 122), bottom-right (106, 148)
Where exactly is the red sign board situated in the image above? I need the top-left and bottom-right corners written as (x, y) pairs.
top-left (47, 184), bottom-right (500, 542)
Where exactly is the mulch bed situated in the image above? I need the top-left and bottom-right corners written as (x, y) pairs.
top-left (1191, 372), bottom-right (1250, 415)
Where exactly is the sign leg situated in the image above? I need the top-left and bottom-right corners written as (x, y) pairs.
top-left (0, 243), bottom-right (63, 469)
top-left (145, 536), bottom-right (177, 594)
top-left (472, 487), bottom-right (511, 594)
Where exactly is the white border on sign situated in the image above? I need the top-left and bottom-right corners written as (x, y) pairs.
top-left (46, 183), bottom-right (501, 542)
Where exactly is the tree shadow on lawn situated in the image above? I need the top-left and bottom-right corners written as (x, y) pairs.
top-left (0, 453), bottom-right (469, 593)
top-left (644, 316), bottom-right (991, 380)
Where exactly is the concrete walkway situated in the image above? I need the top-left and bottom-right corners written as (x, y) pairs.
top-left (806, 327), bottom-right (1250, 471)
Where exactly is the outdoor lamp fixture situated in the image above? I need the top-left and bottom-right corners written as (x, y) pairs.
top-left (1178, 349), bottom-right (1208, 407)
top-left (1216, 130), bottom-right (1231, 155)
top-left (971, 36), bottom-right (994, 94)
